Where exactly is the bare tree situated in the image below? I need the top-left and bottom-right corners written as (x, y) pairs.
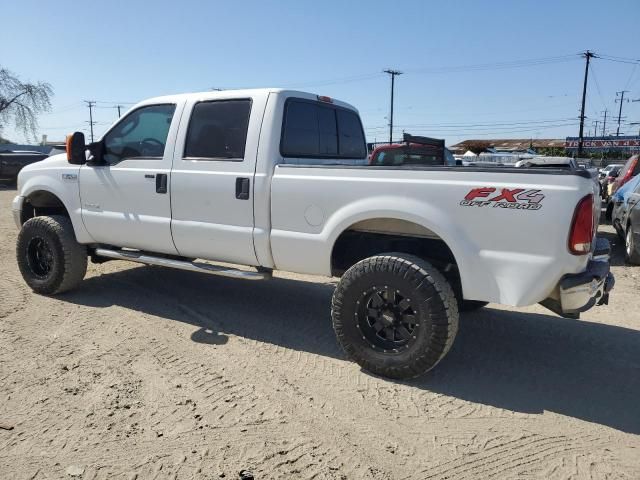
top-left (0, 67), bottom-right (53, 141)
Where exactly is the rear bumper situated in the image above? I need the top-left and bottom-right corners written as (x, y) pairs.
top-left (541, 237), bottom-right (614, 318)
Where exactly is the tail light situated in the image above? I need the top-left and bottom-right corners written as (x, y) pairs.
top-left (568, 194), bottom-right (594, 255)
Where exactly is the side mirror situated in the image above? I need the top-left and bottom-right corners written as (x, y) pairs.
top-left (66, 132), bottom-right (86, 165)
top-left (86, 141), bottom-right (105, 166)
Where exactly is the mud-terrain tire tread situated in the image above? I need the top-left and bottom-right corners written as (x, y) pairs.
top-left (16, 215), bottom-right (87, 294)
top-left (331, 253), bottom-right (459, 380)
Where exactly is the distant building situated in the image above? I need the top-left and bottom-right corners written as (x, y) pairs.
top-left (450, 138), bottom-right (566, 154)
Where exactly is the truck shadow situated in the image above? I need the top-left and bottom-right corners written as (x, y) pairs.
top-left (0, 182), bottom-right (17, 191)
top-left (61, 265), bottom-right (640, 435)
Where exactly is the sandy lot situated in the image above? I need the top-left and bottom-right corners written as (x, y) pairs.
top-left (0, 185), bottom-right (639, 479)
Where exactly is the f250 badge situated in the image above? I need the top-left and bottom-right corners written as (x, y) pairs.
top-left (460, 187), bottom-right (544, 210)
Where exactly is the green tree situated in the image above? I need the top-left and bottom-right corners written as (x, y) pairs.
top-left (0, 67), bottom-right (53, 141)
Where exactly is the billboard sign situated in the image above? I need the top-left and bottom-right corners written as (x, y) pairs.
top-left (565, 136), bottom-right (640, 152)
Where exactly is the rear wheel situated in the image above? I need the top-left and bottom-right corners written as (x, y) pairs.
top-left (331, 253), bottom-right (459, 380)
top-left (625, 225), bottom-right (640, 264)
top-left (16, 215), bottom-right (87, 294)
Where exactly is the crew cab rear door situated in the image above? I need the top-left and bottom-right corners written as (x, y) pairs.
top-left (170, 92), bottom-right (267, 265)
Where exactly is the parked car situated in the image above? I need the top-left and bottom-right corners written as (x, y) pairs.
top-left (369, 133), bottom-right (455, 166)
top-left (599, 163), bottom-right (623, 179)
top-left (600, 165), bottom-right (622, 199)
top-left (0, 150), bottom-right (48, 183)
top-left (12, 88), bottom-right (614, 379)
top-left (611, 174), bottom-right (640, 264)
top-left (610, 154), bottom-right (640, 198)
top-left (514, 156), bottom-right (578, 169)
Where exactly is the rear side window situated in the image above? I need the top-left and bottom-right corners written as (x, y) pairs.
top-left (281, 99), bottom-right (366, 159)
top-left (337, 109), bottom-right (366, 157)
top-left (184, 99), bottom-right (252, 160)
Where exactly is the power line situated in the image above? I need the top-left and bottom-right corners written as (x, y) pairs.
top-left (364, 117), bottom-right (578, 128)
top-left (597, 54), bottom-right (640, 65)
top-left (93, 100), bottom-right (136, 105)
top-left (279, 72), bottom-right (383, 89)
top-left (589, 63), bottom-right (607, 110)
top-left (364, 122), bottom-right (579, 134)
top-left (624, 64), bottom-right (638, 90)
top-left (402, 54), bottom-right (580, 75)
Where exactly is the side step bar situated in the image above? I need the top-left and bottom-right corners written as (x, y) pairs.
top-left (94, 248), bottom-right (271, 281)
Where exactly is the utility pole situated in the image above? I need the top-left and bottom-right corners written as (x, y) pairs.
top-left (601, 109), bottom-right (608, 136)
top-left (115, 105), bottom-right (122, 118)
top-left (615, 91), bottom-right (630, 136)
top-left (84, 100), bottom-right (96, 142)
top-left (592, 120), bottom-right (599, 137)
top-left (383, 69), bottom-right (402, 144)
top-left (577, 50), bottom-right (595, 157)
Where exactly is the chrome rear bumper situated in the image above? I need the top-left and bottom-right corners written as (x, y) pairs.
top-left (541, 237), bottom-right (614, 319)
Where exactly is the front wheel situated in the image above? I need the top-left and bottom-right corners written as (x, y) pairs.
top-left (16, 215), bottom-right (87, 294)
top-left (331, 253), bottom-right (459, 380)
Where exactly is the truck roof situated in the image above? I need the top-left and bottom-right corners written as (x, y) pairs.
top-left (136, 89), bottom-right (359, 113)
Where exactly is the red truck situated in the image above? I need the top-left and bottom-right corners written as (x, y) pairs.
top-left (369, 133), bottom-right (456, 167)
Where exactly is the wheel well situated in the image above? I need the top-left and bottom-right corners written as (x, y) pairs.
top-left (21, 191), bottom-right (70, 225)
top-left (330, 219), bottom-right (463, 298)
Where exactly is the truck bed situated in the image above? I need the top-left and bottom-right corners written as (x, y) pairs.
top-left (269, 164), bottom-right (598, 307)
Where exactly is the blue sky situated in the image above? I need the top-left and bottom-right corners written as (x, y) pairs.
top-left (2, 0), bottom-right (639, 146)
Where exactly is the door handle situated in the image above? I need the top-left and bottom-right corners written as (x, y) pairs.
top-left (156, 173), bottom-right (168, 194)
top-left (235, 177), bottom-right (250, 200)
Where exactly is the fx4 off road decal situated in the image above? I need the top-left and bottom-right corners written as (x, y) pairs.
top-left (460, 187), bottom-right (545, 210)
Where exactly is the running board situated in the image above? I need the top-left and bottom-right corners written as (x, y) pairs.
top-left (94, 248), bottom-right (271, 281)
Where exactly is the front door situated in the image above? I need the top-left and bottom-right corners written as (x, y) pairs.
top-left (79, 102), bottom-right (182, 255)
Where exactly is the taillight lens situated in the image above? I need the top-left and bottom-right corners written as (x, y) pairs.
top-left (568, 194), bottom-right (594, 255)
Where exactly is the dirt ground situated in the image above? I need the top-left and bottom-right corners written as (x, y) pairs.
top-left (0, 185), bottom-right (639, 480)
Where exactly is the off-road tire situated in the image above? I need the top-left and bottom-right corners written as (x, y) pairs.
top-left (625, 225), bottom-right (640, 265)
top-left (331, 253), bottom-right (459, 380)
top-left (17, 215), bottom-right (87, 294)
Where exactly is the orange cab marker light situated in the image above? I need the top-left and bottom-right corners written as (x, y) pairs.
top-left (65, 134), bottom-right (73, 161)
top-left (317, 95), bottom-right (333, 103)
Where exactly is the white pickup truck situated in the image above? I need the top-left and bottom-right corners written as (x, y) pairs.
top-left (12, 89), bottom-right (614, 379)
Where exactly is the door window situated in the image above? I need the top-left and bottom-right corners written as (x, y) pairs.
top-left (103, 104), bottom-right (176, 164)
top-left (183, 99), bottom-right (252, 160)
